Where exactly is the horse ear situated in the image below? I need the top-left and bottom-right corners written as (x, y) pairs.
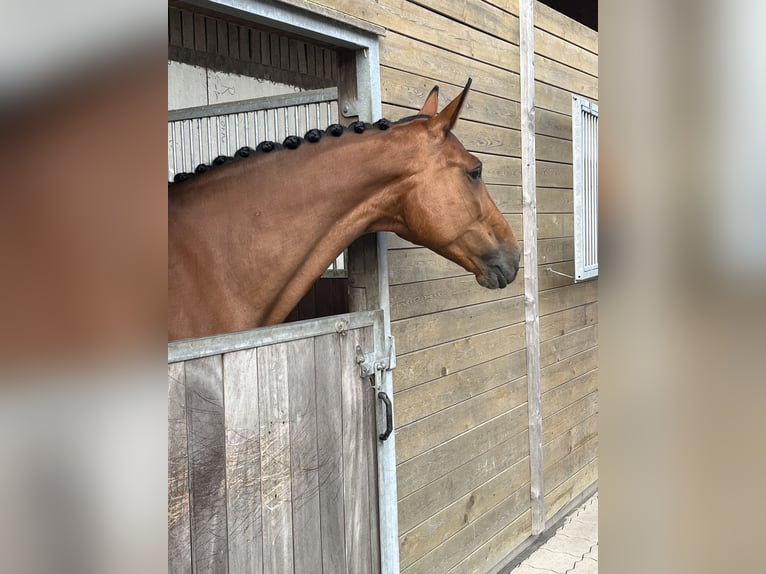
top-left (429, 78), bottom-right (472, 136)
top-left (418, 85), bottom-right (440, 116)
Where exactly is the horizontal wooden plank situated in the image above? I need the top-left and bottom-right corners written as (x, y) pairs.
top-left (542, 391), bottom-right (598, 445)
top-left (388, 238), bottom-right (573, 285)
top-left (394, 322), bottom-right (527, 391)
top-left (539, 301), bottom-right (598, 342)
top-left (388, 246), bottom-right (469, 285)
top-left (535, 27), bottom-right (598, 78)
top-left (388, 259), bottom-right (574, 321)
top-left (542, 413), bottom-right (597, 471)
top-left (381, 67), bottom-right (520, 128)
top-left (409, 0), bottom-right (520, 45)
top-left (381, 32), bottom-right (520, 101)
top-left (536, 107), bottom-right (571, 140)
top-left (397, 404), bottom-right (529, 499)
top-left (542, 369), bottom-right (598, 419)
top-left (484, 155), bottom-right (571, 188)
top-left (445, 509), bottom-right (531, 574)
top-left (538, 261), bottom-right (577, 291)
top-left (328, 0), bottom-right (519, 72)
top-left (534, 0), bottom-right (598, 55)
top-left (538, 237), bottom-right (573, 265)
top-left (537, 187), bottom-right (573, 213)
top-left (393, 296), bottom-right (525, 354)
top-left (539, 280), bottom-right (599, 314)
top-left (398, 429), bottom-right (529, 535)
top-left (544, 435), bottom-right (598, 495)
top-left (544, 457), bottom-right (598, 522)
top-left (395, 349), bottom-right (527, 427)
top-left (396, 375), bottom-right (528, 463)
top-left (541, 347), bottom-right (598, 394)
top-left (388, 103), bottom-right (522, 156)
top-left (540, 324), bottom-right (598, 368)
top-left (537, 160), bottom-right (573, 188)
top-left (403, 486), bottom-right (531, 574)
top-left (389, 271), bottom-right (524, 321)
top-left (536, 53), bottom-right (598, 100)
top-left (492, 185), bottom-right (523, 213)
top-left (400, 456), bottom-right (529, 568)
top-left (537, 133), bottom-right (573, 163)
top-left (383, 103), bottom-right (571, 164)
top-left (538, 213), bottom-right (574, 239)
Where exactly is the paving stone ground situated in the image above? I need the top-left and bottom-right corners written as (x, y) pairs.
top-left (509, 493), bottom-right (598, 574)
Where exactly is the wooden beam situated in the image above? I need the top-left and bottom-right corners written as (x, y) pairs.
top-left (520, 0), bottom-right (546, 536)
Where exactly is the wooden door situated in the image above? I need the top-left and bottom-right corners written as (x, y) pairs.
top-left (168, 313), bottom-right (382, 573)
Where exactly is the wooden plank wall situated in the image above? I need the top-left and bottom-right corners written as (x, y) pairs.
top-left (532, 1), bottom-right (599, 527)
top-left (167, 325), bottom-right (381, 574)
top-left (308, 1), bottom-right (597, 571)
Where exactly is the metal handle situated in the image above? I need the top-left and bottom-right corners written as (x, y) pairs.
top-left (377, 391), bottom-right (393, 441)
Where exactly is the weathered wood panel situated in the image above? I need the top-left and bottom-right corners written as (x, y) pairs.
top-left (544, 436), bottom-right (598, 495)
top-left (388, 239), bottom-right (574, 285)
top-left (542, 369), bottom-right (599, 419)
top-left (542, 414), bottom-right (597, 471)
top-left (396, 375), bottom-right (529, 463)
top-left (394, 349), bottom-right (527, 427)
top-left (540, 325), bottom-right (598, 368)
top-left (542, 392), bottom-right (599, 445)
top-left (397, 404), bottom-right (530, 499)
top-left (286, 339), bottom-right (321, 574)
top-left (539, 302), bottom-right (598, 342)
top-left (400, 455), bottom-right (530, 568)
top-left (393, 296), bottom-right (525, 355)
top-left (257, 343), bottom-right (295, 574)
top-left (223, 349), bottom-right (263, 574)
top-left (168, 362), bottom-right (191, 574)
top-left (186, 355), bottom-right (228, 574)
top-left (447, 510), bottom-right (532, 574)
top-left (544, 457), bottom-right (598, 522)
top-left (398, 429), bottom-right (530, 534)
top-left (168, 323), bottom-right (381, 574)
top-left (381, 67), bottom-right (520, 128)
top-left (541, 347), bottom-right (598, 394)
top-left (314, 333), bottom-right (346, 573)
top-left (394, 322), bottom-right (527, 391)
top-left (341, 326), bottom-right (377, 573)
top-left (380, 31), bottom-right (520, 100)
top-left (390, 272), bottom-right (525, 321)
top-left (403, 486), bottom-right (531, 573)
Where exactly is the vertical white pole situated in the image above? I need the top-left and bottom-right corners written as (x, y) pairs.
top-left (360, 41), bottom-right (401, 574)
top-left (520, 0), bottom-right (545, 536)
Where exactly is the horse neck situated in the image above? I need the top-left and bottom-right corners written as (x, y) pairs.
top-left (171, 124), bottom-right (420, 327)
top-left (233, 126), bottom-right (417, 240)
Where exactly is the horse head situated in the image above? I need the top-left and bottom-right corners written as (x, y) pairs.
top-left (392, 80), bottom-right (521, 289)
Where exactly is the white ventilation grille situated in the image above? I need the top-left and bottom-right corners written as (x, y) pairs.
top-left (168, 88), bottom-right (339, 181)
top-left (572, 95), bottom-right (599, 281)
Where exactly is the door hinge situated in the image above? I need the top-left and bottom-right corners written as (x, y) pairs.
top-left (355, 336), bottom-right (396, 381)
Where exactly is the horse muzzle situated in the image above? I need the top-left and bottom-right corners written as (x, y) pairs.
top-left (476, 248), bottom-right (520, 289)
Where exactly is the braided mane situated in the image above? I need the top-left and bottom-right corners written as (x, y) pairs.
top-left (168, 115), bottom-right (429, 186)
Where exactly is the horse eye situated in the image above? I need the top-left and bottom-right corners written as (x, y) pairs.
top-left (468, 167), bottom-right (482, 181)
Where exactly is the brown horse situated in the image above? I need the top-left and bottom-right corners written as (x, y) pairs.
top-left (169, 79), bottom-right (521, 341)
